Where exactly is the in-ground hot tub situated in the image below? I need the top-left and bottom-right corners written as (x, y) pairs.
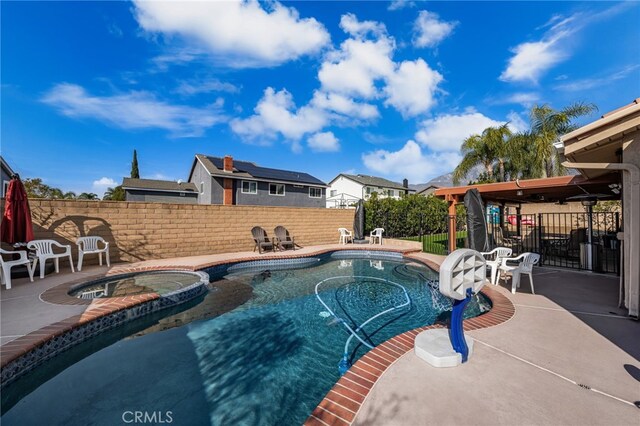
top-left (68, 271), bottom-right (206, 299)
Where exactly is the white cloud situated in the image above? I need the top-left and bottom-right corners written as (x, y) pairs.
top-left (174, 79), bottom-right (240, 96)
top-left (42, 83), bottom-right (225, 137)
top-left (499, 10), bottom-right (603, 83)
top-left (383, 59), bottom-right (443, 117)
top-left (311, 91), bottom-right (379, 120)
top-left (554, 64), bottom-right (640, 92)
top-left (318, 15), bottom-right (395, 98)
top-left (496, 92), bottom-right (541, 107)
top-left (415, 110), bottom-right (504, 152)
top-left (92, 177), bottom-right (118, 193)
top-left (388, 0), bottom-right (416, 11)
top-left (308, 132), bottom-right (340, 152)
top-left (362, 140), bottom-right (461, 183)
top-left (230, 87), bottom-right (328, 143)
top-left (133, 0), bottom-right (330, 68)
top-left (506, 111), bottom-right (529, 133)
top-left (413, 11), bottom-right (458, 48)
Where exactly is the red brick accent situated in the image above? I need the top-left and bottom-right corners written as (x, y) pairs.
top-left (223, 155), bottom-right (233, 172)
top-left (223, 178), bottom-right (233, 205)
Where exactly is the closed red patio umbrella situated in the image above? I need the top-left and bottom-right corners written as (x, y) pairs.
top-left (1, 175), bottom-right (35, 245)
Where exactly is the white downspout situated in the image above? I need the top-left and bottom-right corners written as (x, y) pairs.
top-left (562, 161), bottom-right (640, 318)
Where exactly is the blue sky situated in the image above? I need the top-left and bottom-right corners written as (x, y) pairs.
top-left (2, 1), bottom-right (639, 196)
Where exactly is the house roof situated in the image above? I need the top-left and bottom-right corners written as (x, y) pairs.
top-left (561, 98), bottom-right (640, 179)
top-left (335, 174), bottom-right (414, 192)
top-left (417, 184), bottom-right (442, 194)
top-left (122, 178), bottom-right (198, 193)
top-left (192, 154), bottom-right (327, 186)
top-left (1, 156), bottom-right (16, 178)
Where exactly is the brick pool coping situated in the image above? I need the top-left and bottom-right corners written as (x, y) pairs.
top-left (0, 246), bottom-right (420, 372)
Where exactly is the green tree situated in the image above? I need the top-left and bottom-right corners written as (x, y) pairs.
top-left (77, 192), bottom-right (99, 200)
top-left (103, 186), bottom-right (126, 201)
top-left (529, 102), bottom-right (597, 177)
top-left (131, 149), bottom-right (140, 179)
top-left (453, 124), bottom-right (512, 184)
top-left (23, 178), bottom-right (76, 199)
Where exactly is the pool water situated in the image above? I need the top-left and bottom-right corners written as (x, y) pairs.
top-left (69, 272), bottom-right (202, 299)
top-left (2, 255), bottom-right (490, 426)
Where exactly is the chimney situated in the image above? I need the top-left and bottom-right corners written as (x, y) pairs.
top-left (223, 155), bottom-right (233, 172)
top-left (403, 178), bottom-right (408, 188)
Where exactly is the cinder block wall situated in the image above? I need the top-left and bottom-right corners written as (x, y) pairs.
top-left (8, 200), bottom-right (355, 264)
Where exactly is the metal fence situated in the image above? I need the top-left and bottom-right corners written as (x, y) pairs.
top-left (374, 208), bottom-right (620, 275)
top-left (485, 212), bottom-right (620, 274)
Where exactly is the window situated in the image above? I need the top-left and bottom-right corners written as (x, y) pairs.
top-left (269, 183), bottom-right (285, 196)
top-left (330, 189), bottom-right (337, 197)
top-left (309, 187), bottom-right (322, 198)
top-left (387, 189), bottom-right (395, 197)
top-left (365, 187), bottom-right (372, 195)
top-left (241, 181), bottom-right (257, 194)
top-left (200, 182), bottom-right (204, 194)
top-left (2, 181), bottom-right (8, 197)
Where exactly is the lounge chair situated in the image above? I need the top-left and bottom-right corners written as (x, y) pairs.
top-left (338, 228), bottom-right (352, 245)
top-left (274, 226), bottom-right (296, 251)
top-left (76, 236), bottom-right (110, 271)
top-left (498, 252), bottom-right (540, 294)
top-left (27, 239), bottom-right (75, 279)
top-left (481, 247), bottom-right (513, 285)
top-left (251, 226), bottom-right (275, 254)
top-left (0, 248), bottom-right (35, 289)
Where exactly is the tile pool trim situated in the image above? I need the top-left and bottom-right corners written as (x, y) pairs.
top-left (0, 271), bottom-right (209, 388)
top-left (0, 245), bottom-right (514, 425)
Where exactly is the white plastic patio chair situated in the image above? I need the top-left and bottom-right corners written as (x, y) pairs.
top-left (481, 247), bottom-right (513, 285)
top-left (27, 239), bottom-right (75, 279)
top-left (338, 228), bottom-right (353, 245)
top-left (76, 236), bottom-right (110, 271)
top-left (0, 248), bottom-right (35, 290)
top-left (498, 252), bottom-right (540, 294)
top-left (369, 228), bottom-right (384, 245)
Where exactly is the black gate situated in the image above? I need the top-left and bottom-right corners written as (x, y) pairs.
top-left (486, 212), bottom-right (620, 274)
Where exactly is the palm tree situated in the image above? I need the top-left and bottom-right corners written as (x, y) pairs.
top-left (77, 192), bottom-right (99, 200)
top-left (63, 191), bottom-right (77, 199)
top-left (529, 102), bottom-right (597, 177)
top-left (453, 124), bottom-right (512, 184)
top-left (103, 186), bottom-right (125, 201)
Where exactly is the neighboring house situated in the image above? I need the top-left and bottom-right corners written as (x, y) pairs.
top-left (326, 174), bottom-right (415, 208)
top-left (1, 156), bottom-right (16, 197)
top-left (417, 184), bottom-right (441, 197)
top-left (187, 155), bottom-right (327, 207)
top-left (122, 178), bottom-right (198, 204)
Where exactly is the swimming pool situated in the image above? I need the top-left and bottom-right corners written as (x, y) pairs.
top-left (1, 253), bottom-right (491, 425)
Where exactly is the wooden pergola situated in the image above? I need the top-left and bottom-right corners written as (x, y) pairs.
top-left (434, 174), bottom-right (621, 252)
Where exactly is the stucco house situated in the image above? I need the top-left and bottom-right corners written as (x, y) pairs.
top-left (188, 154), bottom-right (327, 207)
top-left (122, 178), bottom-right (199, 204)
top-left (1, 156), bottom-right (16, 197)
top-left (326, 174), bottom-right (414, 208)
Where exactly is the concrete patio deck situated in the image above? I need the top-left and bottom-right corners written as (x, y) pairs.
top-left (1, 244), bottom-right (638, 425)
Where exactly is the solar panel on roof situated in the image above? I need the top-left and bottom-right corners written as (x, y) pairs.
top-left (205, 156), bottom-right (325, 185)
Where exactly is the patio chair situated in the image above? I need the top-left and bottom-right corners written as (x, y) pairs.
top-left (0, 248), bottom-right (35, 290)
top-left (76, 236), bottom-right (110, 271)
top-left (498, 252), bottom-right (540, 294)
top-left (369, 228), bottom-right (384, 245)
top-left (251, 227), bottom-right (275, 254)
top-left (274, 226), bottom-right (296, 251)
top-left (338, 228), bottom-right (352, 245)
top-left (481, 247), bottom-right (512, 285)
top-left (27, 239), bottom-right (75, 279)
